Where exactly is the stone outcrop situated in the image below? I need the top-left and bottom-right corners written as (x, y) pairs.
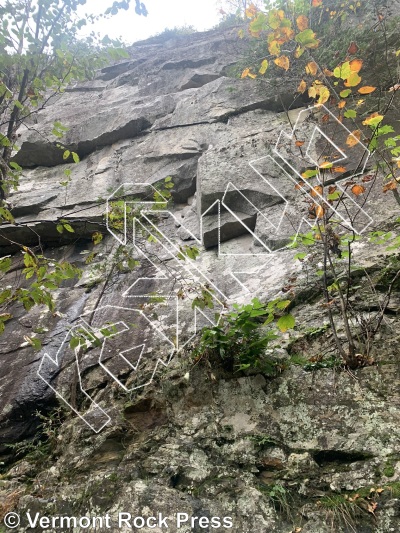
top-left (1, 17), bottom-right (400, 533)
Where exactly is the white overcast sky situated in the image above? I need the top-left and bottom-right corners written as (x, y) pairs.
top-left (80, 0), bottom-right (223, 44)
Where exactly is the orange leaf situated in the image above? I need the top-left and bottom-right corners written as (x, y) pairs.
top-left (295, 140), bottom-right (305, 147)
top-left (297, 79), bottom-right (307, 93)
top-left (305, 61), bottom-right (318, 76)
top-left (347, 41), bottom-right (359, 55)
top-left (295, 181), bottom-right (305, 190)
top-left (311, 185), bottom-right (323, 197)
top-left (323, 68), bottom-right (334, 76)
top-left (312, 0), bottom-right (323, 6)
top-left (321, 113), bottom-right (330, 123)
top-left (351, 184), bottom-right (366, 195)
top-left (338, 100), bottom-right (346, 109)
top-left (328, 185), bottom-right (337, 194)
top-left (296, 15), bottom-right (309, 31)
top-left (358, 86), bottom-right (376, 94)
top-left (350, 59), bottom-right (363, 72)
top-left (316, 205), bottom-right (325, 218)
top-left (241, 68), bottom-right (250, 79)
top-left (346, 130), bottom-right (361, 147)
top-left (344, 72), bottom-right (362, 87)
top-left (383, 180), bottom-right (397, 192)
top-left (274, 55), bottom-right (290, 71)
top-left (332, 166), bottom-right (347, 172)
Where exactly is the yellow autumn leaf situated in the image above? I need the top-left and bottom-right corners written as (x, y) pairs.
top-left (248, 72), bottom-right (257, 79)
top-left (317, 85), bottom-right (330, 104)
top-left (308, 86), bottom-right (317, 98)
top-left (294, 46), bottom-right (305, 58)
top-left (362, 112), bottom-right (384, 126)
top-left (268, 39), bottom-right (281, 56)
top-left (305, 61), bottom-right (318, 76)
top-left (358, 86), bottom-right (376, 94)
top-left (274, 55), bottom-right (290, 71)
top-left (241, 68), bottom-right (250, 79)
top-left (297, 79), bottom-right (307, 93)
top-left (346, 130), bottom-right (362, 147)
top-left (296, 15), bottom-right (309, 30)
top-left (344, 72), bottom-right (362, 87)
top-left (259, 59), bottom-right (269, 75)
top-left (245, 3), bottom-right (258, 18)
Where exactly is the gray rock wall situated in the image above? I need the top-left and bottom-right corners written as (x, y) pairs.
top-left (1, 21), bottom-right (400, 533)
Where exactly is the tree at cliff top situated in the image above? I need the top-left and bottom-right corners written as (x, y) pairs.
top-left (0, 0), bottom-right (146, 339)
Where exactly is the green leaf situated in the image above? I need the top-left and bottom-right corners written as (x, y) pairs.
top-left (54, 121), bottom-right (69, 131)
top-left (52, 129), bottom-right (64, 138)
top-left (302, 169), bottom-right (318, 179)
top-left (340, 89), bottom-right (352, 98)
top-left (378, 125), bottom-right (395, 135)
top-left (0, 207), bottom-right (14, 223)
top-left (276, 299), bottom-right (291, 310)
top-left (92, 232), bottom-right (103, 245)
top-left (334, 61), bottom-right (352, 80)
top-left (56, 224), bottom-right (64, 234)
top-left (63, 223), bottom-right (74, 233)
top-left (294, 252), bottom-right (306, 261)
top-left (295, 29), bottom-right (318, 47)
top-left (69, 337), bottom-right (80, 350)
top-left (9, 161), bottom-right (22, 171)
top-left (328, 191), bottom-right (341, 200)
top-left (277, 314), bottom-right (295, 332)
top-left (63, 149), bottom-right (71, 160)
top-left (71, 152), bottom-right (80, 164)
top-left (259, 59), bottom-right (269, 75)
top-left (344, 109), bottom-right (357, 118)
top-left (23, 253), bottom-right (35, 268)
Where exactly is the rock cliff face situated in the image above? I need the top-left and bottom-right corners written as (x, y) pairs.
top-left (1, 19), bottom-right (400, 533)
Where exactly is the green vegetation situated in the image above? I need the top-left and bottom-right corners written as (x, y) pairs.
top-left (192, 297), bottom-right (295, 374)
